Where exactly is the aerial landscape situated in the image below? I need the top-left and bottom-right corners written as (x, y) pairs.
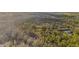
top-left (0, 12), bottom-right (79, 47)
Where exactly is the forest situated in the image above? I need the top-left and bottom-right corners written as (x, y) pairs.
top-left (1, 12), bottom-right (79, 47)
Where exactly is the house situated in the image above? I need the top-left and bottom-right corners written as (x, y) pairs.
top-left (58, 28), bottom-right (73, 35)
